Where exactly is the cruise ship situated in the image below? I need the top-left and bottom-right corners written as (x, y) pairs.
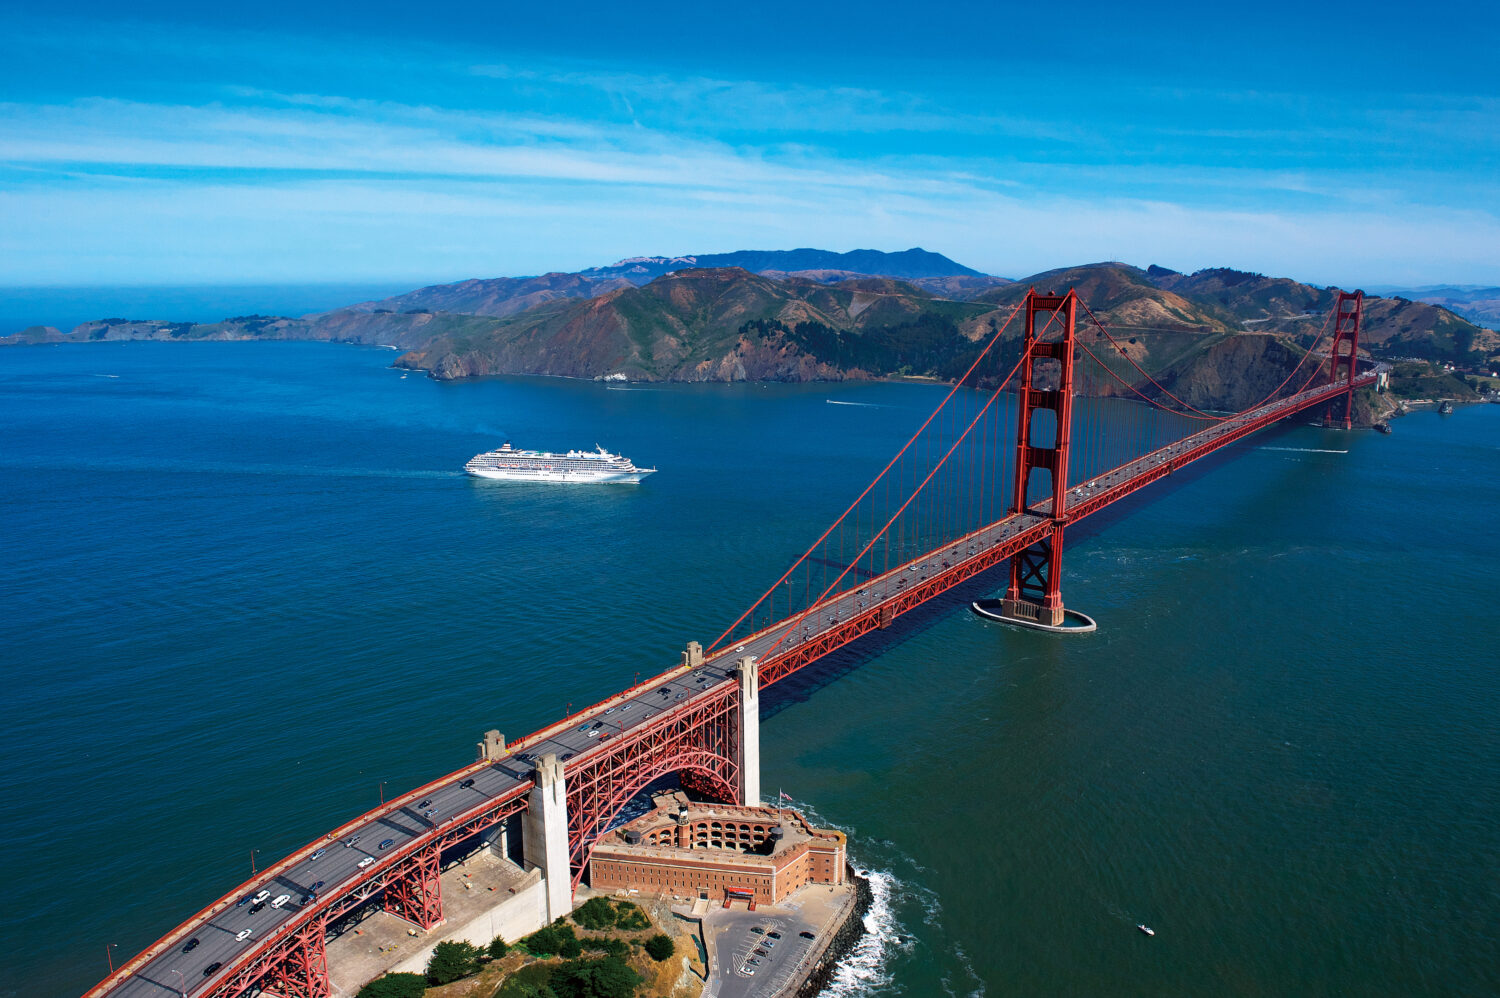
top-left (464, 443), bottom-right (656, 484)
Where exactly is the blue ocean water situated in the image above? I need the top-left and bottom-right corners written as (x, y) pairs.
top-left (0, 283), bottom-right (424, 336)
top-left (0, 341), bottom-right (1495, 997)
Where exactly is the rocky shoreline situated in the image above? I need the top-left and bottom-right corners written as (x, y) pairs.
top-left (792, 867), bottom-right (873, 998)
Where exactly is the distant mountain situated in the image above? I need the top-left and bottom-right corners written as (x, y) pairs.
top-left (977, 262), bottom-right (1240, 333)
top-left (1363, 284), bottom-right (1500, 329)
top-left (1141, 265), bottom-right (1498, 362)
top-left (393, 267), bottom-right (998, 382)
top-left (341, 272), bottom-right (633, 319)
top-left (581, 247), bottom-right (985, 283)
top-left (324, 248), bottom-right (992, 324)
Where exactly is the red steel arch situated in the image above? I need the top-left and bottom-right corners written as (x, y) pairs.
top-left (563, 681), bottom-right (742, 886)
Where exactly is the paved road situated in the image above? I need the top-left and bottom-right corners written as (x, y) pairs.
top-left (97, 373), bottom-right (1368, 997)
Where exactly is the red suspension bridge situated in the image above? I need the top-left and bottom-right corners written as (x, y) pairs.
top-left (87, 289), bottom-right (1375, 998)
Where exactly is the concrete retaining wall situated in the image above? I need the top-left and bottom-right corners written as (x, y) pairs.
top-left (390, 872), bottom-right (549, 976)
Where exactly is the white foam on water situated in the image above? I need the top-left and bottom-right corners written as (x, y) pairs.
top-left (1259, 446), bottom-right (1348, 454)
top-left (826, 399), bottom-right (888, 408)
top-left (823, 867), bottom-right (903, 997)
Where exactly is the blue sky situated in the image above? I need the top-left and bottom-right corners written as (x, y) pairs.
top-left (2, 0), bottom-right (1497, 288)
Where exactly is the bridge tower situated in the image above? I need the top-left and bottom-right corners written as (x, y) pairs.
top-left (999, 289), bottom-right (1079, 629)
top-left (524, 754), bottom-right (573, 921)
top-left (735, 656), bottom-right (761, 806)
top-left (1325, 290), bottom-right (1363, 429)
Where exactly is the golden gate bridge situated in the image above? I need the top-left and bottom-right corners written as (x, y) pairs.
top-left (87, 288), bottom-right (1372, 998)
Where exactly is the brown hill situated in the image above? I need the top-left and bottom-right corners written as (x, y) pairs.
top-left (394, 267), bottom-right (997, 382)
top-left (977, 263), bottom-right (1238, 333)
top-left (343, 272), bottom-right (633, 319)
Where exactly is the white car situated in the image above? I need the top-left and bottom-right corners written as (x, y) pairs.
top-left (270, 894), bottom-right (290, 909)
top-left (358, 856), bottom-right (375, 869)
top-left (235, 929), bottom-right (253, 941)
top-left (251, 890), bottom-right (270, 904)
top-left (587, 730), bottom-right (601, 738)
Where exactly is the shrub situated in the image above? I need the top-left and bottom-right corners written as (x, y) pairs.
top-left (523, 922), bottom-right (578, 956)
top-left (584, 936), bottom-right (629, 958)
top-left (549, 956), bottom-right (640, 998)
top-left (356, 972), bottom-right (427, 998)
top-left (571, 896), bottom-right (618, 930)
top-left (558, 933), bottom-right (583, 958)
top-left (612, 902), bottom-right (650, 931)
top-left (487, 935), bottom-right (510, 960)
top-left (643, 933), bottom-right (674, 961)
top-left (496, 963), bottom-right (559, 998)
top-left (426, 939), bottom-right (482, 985)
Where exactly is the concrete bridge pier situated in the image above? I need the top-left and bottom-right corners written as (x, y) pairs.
top-left (736, 656), bottom-right (761, 807)
top-left (522, 754), bottom-right (572, 921)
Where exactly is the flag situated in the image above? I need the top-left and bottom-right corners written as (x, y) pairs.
top-left (779, 791), bottom-right (793, 802)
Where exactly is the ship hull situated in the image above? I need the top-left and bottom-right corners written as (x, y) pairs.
top-left (465, 466), bottom-right (654, 484)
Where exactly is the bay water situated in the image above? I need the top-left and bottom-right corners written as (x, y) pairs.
top-left (1, 341), bottom-right (1495, 997)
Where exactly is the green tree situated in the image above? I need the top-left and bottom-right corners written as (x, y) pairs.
top-left (571, 896), bottom-right (618, 930)
top-left (584, 936), bottom-right (629, 958)
top-left (487, 935), bottom-right (510, 960)
top-left (643, 933), bottom-right (674, 961)
top-left (523, 922), bottom-right (578, 957)
top-left (356, 973), bottom-right (427, 998)
top-left (549, 956), bottom-right (640, 998)
top-left (426, 939), bottom-right (482, 985)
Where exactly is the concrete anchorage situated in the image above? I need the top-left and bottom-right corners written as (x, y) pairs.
top-left (523, 753), bottom-right (572, 921)
top-left (736, 656), bottom-right (761, 807)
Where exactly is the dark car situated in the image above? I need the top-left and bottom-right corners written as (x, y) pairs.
top-left (379, 838), bottom-right (394, 850)
top-left (418, 798), bottom-right (432, 808)
top-left (182, 938), bottom-right (200, 953)
top-left (235, 895), bottom-right (252, 907)
top-left (799, 931), bottom-right (815, 939)
top-left (203, 962), bottom-right (222, 978)
top-left (591, 721), bottom-right (604, 729)
top-left (767, 931), bottom-right (782, 939)
top-left (249, 901), bottom-right (267, 914)
top-left (753, 948), bottom-right (769, 957)
top-left (749, 927), bottom-right (764, 934)
top-left (460, 778), bottom-right (475, 789)
top-left (561, 752), bottom-right (575, 761)
top-left (301, 893), bottom-right (316, 905)
top-left (310, 880), bottom-right (325, 892)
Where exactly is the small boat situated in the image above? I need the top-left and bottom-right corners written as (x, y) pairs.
top-left (1373, 421), bottom-right (1392, 434)
top-left (1137, 924), bottom-right (1155, 936)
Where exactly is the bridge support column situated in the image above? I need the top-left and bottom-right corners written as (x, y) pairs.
top-left (524, 753), bottom-right (573, 920)
top-left (1324, 290), bottom-right (1363, 430)
top-left (999, 289), bottom-right (1082, 630)
top-left (736, 656), bottom-right (761, 807)
top-left (262, 916), bottom-right (331, 998)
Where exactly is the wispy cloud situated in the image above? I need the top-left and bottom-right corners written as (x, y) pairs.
top-left (1, 14), bottom-right (1497, 286)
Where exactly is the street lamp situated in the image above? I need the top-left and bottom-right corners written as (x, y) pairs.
top-left (378, 779), bottom-right (389, 804)
top-left (250, 848), bottom-right (261, 875)
top-left (105, 943), bottom-right (118, 973)
top-left (170, 968), bottom-right (187, 997)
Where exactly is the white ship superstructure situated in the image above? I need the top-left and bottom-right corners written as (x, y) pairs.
top-left (464, 443), bottom-right (656, 484)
